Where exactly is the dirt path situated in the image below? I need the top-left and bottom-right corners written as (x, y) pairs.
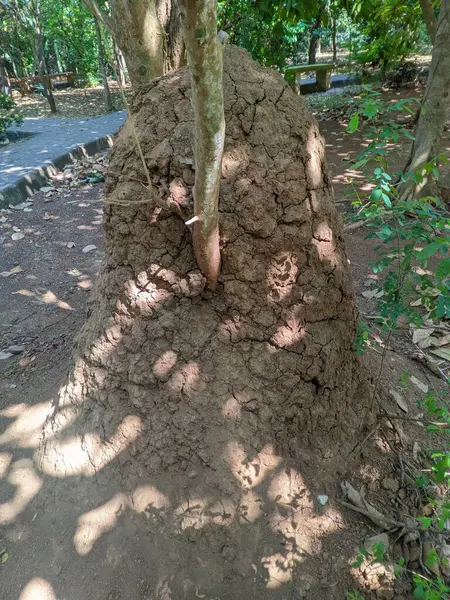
top-left (0, 116), bottom-right (444, 600)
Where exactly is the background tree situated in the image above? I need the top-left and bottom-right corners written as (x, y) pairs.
top-left (400, 0), bottom-right (450, 200)
top-left (94, 16), bottom-right (113, 111)
top-left (80, 0), bottom-right (184, 87)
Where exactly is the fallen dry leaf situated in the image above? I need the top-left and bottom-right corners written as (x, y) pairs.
top-left (412, 328), bottom-right (435, 348)
top-left (1, 265), bottom-right (23, 277)
top-left (390, 389), bottom-right (408, 413)
top-left (11, 232), bottom-right (24, 241)
top-left (430, 347), bottom-right (450, 362)
top-left (82, 244), bottom-right (97, 253)
top-left (410, 376), bottom-right (429, 394)
top-left (19, 355), bottom-right (36, 368)
top-left (67, 242), bottom-right (75, 248)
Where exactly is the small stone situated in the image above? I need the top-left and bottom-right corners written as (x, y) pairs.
top-left (82, 244), bottom-right (97, 253)
top-left (7, 345), bottom-right (25, 354)
top-left (364, 533), bottom-right (390, 555)
top-left (317, 494), bottom-right (328, 506)
top-left (408, 543), bottom-right (421, 563)
top-left (382, 477), bottom-right (399, 493)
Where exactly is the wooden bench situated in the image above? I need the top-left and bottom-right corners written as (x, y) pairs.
top-left (285, 63), bottom-right (335, 94)
top-left (10, 72), bottom-right (75, 95)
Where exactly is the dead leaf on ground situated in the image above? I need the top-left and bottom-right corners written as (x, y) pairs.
top-left (430, 347), bottom-right (450, 362)
top-left (11, 232), bottom-right (24, 241)
top-left (67, 242), bottom-right (75, 248)
top-left (361, 289), bottom-right (384, 299)
top-left (10, 202), bottom-right (32, 211)
top-left (390, 389), bottom-right (408, 413)
top-left (410, 376), bottom-right (429, 394)
top-left (82, 244), bottom-right (97, 253)
top-left (412, 328), bottom-right (435, 348)
top-left (19, 355), bottom-right (36, 368)
top-left (1, 265), bottom-right (23, 277)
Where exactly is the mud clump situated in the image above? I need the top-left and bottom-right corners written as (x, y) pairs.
top-left (39, 45), bottom-right (371, 598)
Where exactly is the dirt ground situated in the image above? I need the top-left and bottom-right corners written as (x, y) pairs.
top-left (0, 86), bottom-right (448, 600)
top-left (12, 83), bottom-right (133, 119)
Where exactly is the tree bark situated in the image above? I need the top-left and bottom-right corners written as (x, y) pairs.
top-left (399, 0), bottom-right (450, 200)
top-left (53, 40), bottom-right (64, 73)
top-left (114, 43), bottom-right (127, 86)
top-left (36, 31), bottom-right (57, 114)
top-left (0, 56), bottom-right (11, 96)
top-left (332, 16), bottom-right (337, 61)
top-left (157, 0), bottom-right (186, 72)
top-left (180, 0), bottom-right (225, 288)
top-left (308, 12), bottom-right (322, 64)
top-left (94, 17), bottom-right (114, 112)
top-left (82, 0), bottom-right (184, 88)
top-left (419, 0), bottom-right (438, 43)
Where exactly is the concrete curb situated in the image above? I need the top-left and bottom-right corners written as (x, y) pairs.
top-left (0, 134), bottom-right (115, 209)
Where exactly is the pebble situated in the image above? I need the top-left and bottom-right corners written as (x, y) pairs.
top-left (364, 533), bottom-right (390, 554)
top-left (7, 345), bottom-right (25, 354)
top-left (382, 477), bottom-right (399, 493)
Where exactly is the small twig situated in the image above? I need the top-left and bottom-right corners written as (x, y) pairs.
top-left (336, 498), bottom-right (403, 531)
top-left (381, 413), bottom-right (450, 429)
top-left (344, 218), bottom-right (370, 232)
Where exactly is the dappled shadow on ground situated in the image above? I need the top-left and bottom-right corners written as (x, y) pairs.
top-left (12, 84), bottom-right (132, 119)
top-left (0, 50), bottom-right (437, 600)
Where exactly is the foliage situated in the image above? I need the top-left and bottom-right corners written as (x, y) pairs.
top-left (345, 87), bottom-right (450, 328)
top-left (0, 0), bottom-right (111, 79)
top-left (217, 0), bottom-right (308, 68)
top-left (346, 0), bottom-right (433, 69)
top-left (346, 85), bottom-right (450, 600)
top-left (0, 91), bottom-right (23, 134)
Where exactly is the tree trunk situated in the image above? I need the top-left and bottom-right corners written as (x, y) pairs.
top-left (399, 0), bottom-right (450, 200)
top-left (419, 0), bottom-right (438, 43)
top-left (114, 43), bottom-right (127, 86)
top-left (36, 31), bottom-right (57, 114)
top-left (157, 0), bottom-right (186, 72)
top-left (38, 47), bottom-right (370, 597)
top-left (332, 16), bottom-right (337, 61)
top-left (0, 57), bottom-right (11, 96)
top-left (110, 0), bottom-right (165, 87)
top-left (180, 0), bottom-right (225, 288)
top-left (83, 0), bottom-right (185, 87)
top-left (53, 40), bottom-right (64, 72)
top-left (308, 13), bottom-right (322, 64)
top-left (94, 17), bottom-right (114, 112)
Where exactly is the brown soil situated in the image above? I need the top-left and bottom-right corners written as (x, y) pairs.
top-left (12, 83), bottom-right (133, 119)
top-left (0, 49), bottom-right (447, 600)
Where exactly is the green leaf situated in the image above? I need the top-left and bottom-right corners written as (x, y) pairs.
top-left (417, 516), bottom-right (432, 529)
top-left (436, 258), bottom-right (450, 279)
top-left (413, 584), bottom-right (424, 599)
top-left (416, 242), bottom-right (443, 260)
top-left (1, 552), bottom-right (8, 563)
top-left (347, 113), bottom-right (359, 133)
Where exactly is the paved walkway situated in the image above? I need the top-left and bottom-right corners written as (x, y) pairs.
top-left (0, 111), bottom-right (126, 190)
